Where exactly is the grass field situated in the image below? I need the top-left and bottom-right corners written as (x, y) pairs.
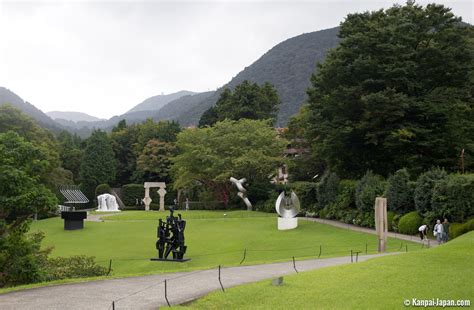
top-left (177, 231), bottom-right (474, 309)
top-left (29, 211), bottom-right (420, 278)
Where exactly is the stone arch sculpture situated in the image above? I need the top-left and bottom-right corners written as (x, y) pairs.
top-left (143, 182), bottom-right (167, 211)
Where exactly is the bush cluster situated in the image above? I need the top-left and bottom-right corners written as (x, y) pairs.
top-left (0, 230), bottom-right (108, 288)
top-left (95, 183), bottom-right (111, 197)
top-left (397, 211), bottom-right (423, 235)
top-left (43, 255), bottom-right (108, 281)
top-left (449, 219), bottom-right (474, 239)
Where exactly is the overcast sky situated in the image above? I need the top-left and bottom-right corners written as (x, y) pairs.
top-left (0, 0), bottom-right (472, 119)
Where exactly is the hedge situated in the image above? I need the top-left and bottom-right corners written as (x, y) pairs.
top-left (449, 219), bottom-right (474, 239)
top-left (398, 211), bottom-right (422, 235)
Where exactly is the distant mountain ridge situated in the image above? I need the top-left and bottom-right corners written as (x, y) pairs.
top-left (0, 87), bottom-right (66, 132)
top-left (1, 26), bottom-right (341, 134)
top-left (47, 111), bottom-right (104, 122)
top-left (127, 90), bottom-right (196, 113)
top-left (153, 27), bottom-right (340, 126)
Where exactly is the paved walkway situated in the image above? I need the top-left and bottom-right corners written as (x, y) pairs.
top-left (0, 253), bottom-right (396, 310)
top-left (303, 217), bottom-right (437, 247)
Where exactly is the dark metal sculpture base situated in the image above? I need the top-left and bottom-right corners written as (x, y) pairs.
top-left (150, 258), bottom-right (191, 262)
top-left (61, 211), bottom-right (87, 230)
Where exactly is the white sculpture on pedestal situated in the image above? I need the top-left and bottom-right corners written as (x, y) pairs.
top-left (275, 191), bottom-right (300, 230)
top-left (96, 193), bottom-right (121, 212)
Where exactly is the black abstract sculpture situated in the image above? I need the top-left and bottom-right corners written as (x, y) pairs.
top-left (151, 207), bottom-right (190, 262)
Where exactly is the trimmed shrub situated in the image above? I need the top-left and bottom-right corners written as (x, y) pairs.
top-left (398, 211), bottom-right (422, 235)
top-left (43, 255), bottom-right (108, 281)
top-left (355, 171), bottom-right (386, 212)
top-left (386, 169), bottom-right (415, 214)
top-left (431, 174), bottom-right (474, 223)
top-left (316, 171), bottom-right (339, 210)
top-left (414, 168), bottom-right (447, 216)
top-left (95, 183), bottom-right (111, 197)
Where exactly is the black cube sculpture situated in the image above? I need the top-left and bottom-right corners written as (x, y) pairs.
top-left (61, 211), bottom-right (87, 230)
top-left (151, 207), bottom-right (190, 262)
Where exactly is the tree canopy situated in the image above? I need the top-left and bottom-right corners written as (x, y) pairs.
top-left (172, 119), bottom-right (287, 205)
top-left (0, 131), bottom-right (58, 237)
top-left (199, 81), bottom-right (280, 127)
top-left (305, 2), bottom-right (474, 178)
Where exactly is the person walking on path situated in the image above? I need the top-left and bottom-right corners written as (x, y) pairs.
top-left (434, 220), bottom-right (444, 245)
top-left (418, 224), bottom-right (428, 241)
top-left (442, 218), bottom-right (450, 242)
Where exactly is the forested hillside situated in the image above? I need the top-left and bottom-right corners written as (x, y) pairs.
top-left (160, 27), bottom-right (340, 126)
top-left (0, 87), bottom-right (65, 132)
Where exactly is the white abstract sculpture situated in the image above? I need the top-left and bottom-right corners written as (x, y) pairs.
top-left (230, 177), bottom-right (252, 210)
top-left (96, 193), bottom-right (121, 212)
top-left (275, 191), bottom-right (300, 230)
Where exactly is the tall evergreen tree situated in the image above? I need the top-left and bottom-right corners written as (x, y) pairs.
top-left (79, 130), bottom-right (116, 199)
top-left (306, 2), bottom-right (473, 178)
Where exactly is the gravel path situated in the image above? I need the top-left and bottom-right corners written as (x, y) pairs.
top-left (0, 253), bottom-right (397, 310)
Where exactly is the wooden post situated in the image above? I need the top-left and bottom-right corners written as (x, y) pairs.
top-left (374, 197), bottom-right (387, 253)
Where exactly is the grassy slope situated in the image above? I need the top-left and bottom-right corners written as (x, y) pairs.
top-left (179, 231), bottom-right (474, 309)
top-left (29, 211), bottom-right (419, 277)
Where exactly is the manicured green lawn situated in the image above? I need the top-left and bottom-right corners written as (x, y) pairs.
top-left (30, 211), bottom-right (420, 278)
top-left (179, 231), bottom-right (474, 309)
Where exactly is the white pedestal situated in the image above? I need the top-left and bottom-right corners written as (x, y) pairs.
top-left (278, 217), bottom-right (298, 230)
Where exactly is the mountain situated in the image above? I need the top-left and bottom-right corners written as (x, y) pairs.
top-left (152, 91), bottom-right (215, 124)
top-left (155, 27), bottom-right (340, 127)
top-left (0, 87), bottom-right (66, 132)
top-left (127, 90), bottom-right (196, 113)
top-left (47, 111), bottom-right (104, 122)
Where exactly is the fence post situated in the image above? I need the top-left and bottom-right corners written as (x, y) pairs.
top-left (405, 245), bottom-right (408, 253)
top-left (350, 250), bottom-right (353, 263)
top-left (164, 279), bottom-right (171, 307)
top-left (218, 265), bottom-right (225, 292)
top-left (112, 301), bottom-right (115, 310)
top-left (318, 245), bottom-right (322, 258)
top-left (356, 251), bottom-right (359, 263)
top-left (107, 259), bottom-right (112, 276)
top-left (239, 248), bottom-right (247, 265)
top-left (365, 243), bottom-right (368, 254)
top-left (292, 256), bottom-right (298, 273)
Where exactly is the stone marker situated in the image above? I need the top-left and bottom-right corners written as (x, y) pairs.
top-left (374, 197), bottom-right (388, 252)
top-left (272, 277), bottom-right (284, 286)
